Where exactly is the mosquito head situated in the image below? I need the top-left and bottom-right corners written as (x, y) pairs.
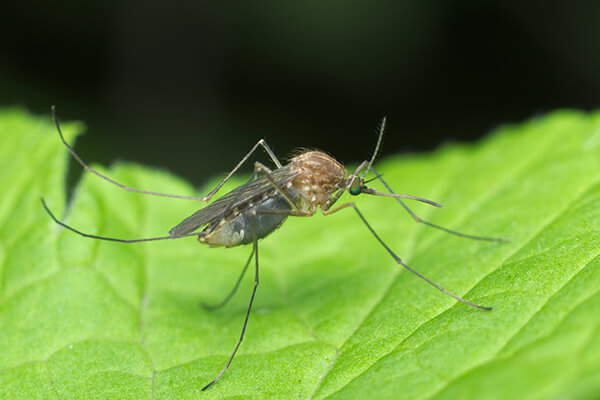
top-left (347, 174), bottom-right (376, 196)
top-left (348, 175), bottom-right (363, 196)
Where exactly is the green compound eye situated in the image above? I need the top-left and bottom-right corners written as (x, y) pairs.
top-left (349, 177), bottom-right (362, 195)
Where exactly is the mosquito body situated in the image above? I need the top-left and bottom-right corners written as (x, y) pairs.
top-left (170, 151), bottom-right (345, 247)
top-left (43, 106), bottom-right (507, 391)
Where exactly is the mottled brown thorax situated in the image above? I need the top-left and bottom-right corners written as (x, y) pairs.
top-left (287, 151), bottom-right (346, 213)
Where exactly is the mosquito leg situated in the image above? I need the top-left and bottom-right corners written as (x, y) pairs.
top-left (202, 140), bottom-right (283, 203)
top-left (253, 162), bottom-right (304, 213)
top-left (369, 165), bottom-right (509, 242)
top-left (254, 209), bottom-right (311, 217)
top-left (52, 106), bottom-right (209, 201)
top-left (322, 202), bottom-right (492, 310)
top-left (202, 211), bottom-right (260, 391)
top-left (41, 198), bottom-right (201, 243)
top-left (52, 106), bottom-right (282, 203)
top-left (200, 248), bottom-right (254, 311)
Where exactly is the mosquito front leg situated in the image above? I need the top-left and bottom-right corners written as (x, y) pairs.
top-left (369, 165), bottom-right (509, 242)
top-left (322, 202), bottom-right (492, 310)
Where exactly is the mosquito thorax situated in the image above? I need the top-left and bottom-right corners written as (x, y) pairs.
top-left (288, 151), bottom-right (346, 211)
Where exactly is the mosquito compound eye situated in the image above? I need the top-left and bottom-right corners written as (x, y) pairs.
top-left (349, 177), bottom-right (362, 195)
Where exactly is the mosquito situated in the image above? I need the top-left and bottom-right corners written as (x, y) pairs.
top-left (42, 106), bottom-right (507, 391)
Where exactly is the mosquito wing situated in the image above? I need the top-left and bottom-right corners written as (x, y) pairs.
top-left (169, 166), bottom-right (299, 237)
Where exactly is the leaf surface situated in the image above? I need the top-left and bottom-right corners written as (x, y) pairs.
top-left (0, 109), bottom-right (599, 399)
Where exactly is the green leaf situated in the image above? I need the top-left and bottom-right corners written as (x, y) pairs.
top-left (1, 108), bottom-right (599, 400)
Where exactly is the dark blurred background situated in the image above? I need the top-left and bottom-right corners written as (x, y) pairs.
top-left (1, 1), bottom-right (599, 184)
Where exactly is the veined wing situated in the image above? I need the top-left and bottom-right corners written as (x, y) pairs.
top-left (169, 166), bottom-right (299, 237)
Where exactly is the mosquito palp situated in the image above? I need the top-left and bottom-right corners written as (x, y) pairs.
top-left (44, 107), bottom-right (507, 391)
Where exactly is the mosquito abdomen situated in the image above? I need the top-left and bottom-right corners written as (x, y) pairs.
top-left (201, 195), bottom-right (292, 247)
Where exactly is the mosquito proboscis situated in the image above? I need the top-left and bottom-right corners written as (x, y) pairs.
top-left (42, 106), bottom-right (508, 391)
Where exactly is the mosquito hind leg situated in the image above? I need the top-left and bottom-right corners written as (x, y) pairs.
top-left (52, 105), bottom-right (282, 203)
top-left (369, 165), bottom-right (509, 242)
top-left (41, 198), bottom-right (202, 243)
top-left (51, 106), bottom-right (210, 202)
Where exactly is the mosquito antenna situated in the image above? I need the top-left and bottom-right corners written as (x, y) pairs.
top-left (51, 105), bottom-right (207, 202)
top-left (369, 165), bottom-right (509, 242)
top-left (350, 204), bottom-right (491, 310)
top-left (365, 191), bottom-right (442, 207)
top-left (361, 116), bottom-right (386, 180)
top-left (42, 198), bottom-right (200, 243)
